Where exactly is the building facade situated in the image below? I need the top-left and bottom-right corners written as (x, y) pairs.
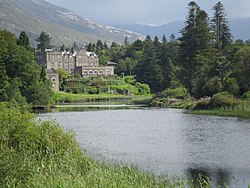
top-left (46, 69), bottom-right (59, 91)
top-left (36, 48), bottom-right (114, 77)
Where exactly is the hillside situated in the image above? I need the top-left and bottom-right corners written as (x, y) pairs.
top-left (115, 18), bottom-right (250, 41)
top-left (0, 0), bottom-right (143, 47)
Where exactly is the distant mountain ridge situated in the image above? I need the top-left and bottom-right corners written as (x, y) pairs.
top-left (115, 18), bottom-right (250, 41)
top-left (0, 0), bottom-right (143, 47)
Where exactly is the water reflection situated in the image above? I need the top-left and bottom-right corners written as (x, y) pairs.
top-left (187, 168), bottom-right (232, 187)
top-left (34, 103), bottom-right (145, 113)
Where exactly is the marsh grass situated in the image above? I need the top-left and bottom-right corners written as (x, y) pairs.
top-left (0, 102), bottom-right (212, 188)
top-left (192, 99), bottom-right (250, 119)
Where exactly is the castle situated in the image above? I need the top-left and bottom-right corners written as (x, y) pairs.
top-left (36, 48), bottom-right (115, 91)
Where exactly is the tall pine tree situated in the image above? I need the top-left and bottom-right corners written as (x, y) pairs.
top-left (211, 2), bottom-right (232, 50)
top-left (179, 1), bottom-right (211, 92)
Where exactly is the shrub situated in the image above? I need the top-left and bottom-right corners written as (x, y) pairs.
top-left (242, 91), bottom-right (250, 99)
top-left (223, 78), bottom-right (239, 96)
top-left (124, 76), bottom-right (136, 84)
top-left (134, 82), bottom-right (151, 95)
top-left (194, 98), bottom-right (211, 110)
top-left (208, 91), bottom-right (238, 109)
top-left (162, 87), bottom-right (187, 99)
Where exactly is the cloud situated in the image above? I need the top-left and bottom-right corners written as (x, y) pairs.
top-left (47, 0), bottom-right (250, 25)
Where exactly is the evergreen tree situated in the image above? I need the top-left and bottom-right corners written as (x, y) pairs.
top-left (179, 1), bottom-right (211, 92)
top-left (211, 2), bottom-right (232, 50)
top-left (36, 31), bottom-right (51, 51)
top-left (17, 31), bottom-right (31, 50)
top-left (136, 37), bottom-right (163, 93)
top-left (96, 40), bottom-right (104, 54)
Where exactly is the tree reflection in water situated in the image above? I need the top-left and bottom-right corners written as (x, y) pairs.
top-left (187, 168), bottom-right (232, 187)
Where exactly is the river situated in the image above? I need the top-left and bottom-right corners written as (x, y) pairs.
top-left (37, 105), bottom-right (250, 187)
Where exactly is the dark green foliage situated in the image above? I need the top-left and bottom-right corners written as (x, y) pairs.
top-left (36, 31), bottom-right (52, 51)
top-left (233, 46), bottom-right (250, 92)
top-left (0, 30), bottom-right (53, 105)
top-left (136, 36), bottom-right (164, 93)
top-left (242, 91), bottom-right (250, 99)
top-left (223, 77), bottom-right (239, 96)
top-left (179, 1), bottom-right (211, 92)
top-left (17, 31), bottom-right (31, 51)
top-left (211, 2), bottom-right (232, 50)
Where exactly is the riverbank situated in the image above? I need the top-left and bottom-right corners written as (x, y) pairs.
top-left (2, 102), bottom-right (214, 187)
top-left (171, 99), bottom-right (250, 119)
top-left (151, 91), bottom-right (250, 119)
top-left (52, 91), bottom-right (153, 105)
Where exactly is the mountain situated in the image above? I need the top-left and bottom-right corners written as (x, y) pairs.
top-left (115, 18), bottom-right (250, 41)
top-left (114, 21), bottom-right (184, 39)
top-left (0, 0), bottom-right (143, 47)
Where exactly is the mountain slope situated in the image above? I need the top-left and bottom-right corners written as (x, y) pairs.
top-left (0, 0), bottom-right (143, 47)
top-left (115, 21), bottom-right (184, 39)
top-left (115, 18), bottom-right (250, 41)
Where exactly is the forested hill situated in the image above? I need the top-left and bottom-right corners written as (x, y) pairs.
top-left (0, 0), bottom-right (143, 47)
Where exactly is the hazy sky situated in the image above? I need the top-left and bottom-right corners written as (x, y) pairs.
top-left (46, 0), bottom-right (250, 25)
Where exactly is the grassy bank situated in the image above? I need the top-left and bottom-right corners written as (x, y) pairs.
top-left (191, 102), bottom-right (250, 119)
top-left (2, 102), bottom-right (213, 188)
top-left (151, 90), bottom-right (250, 119)
top-left (52, 91), bottom-right (152, 104)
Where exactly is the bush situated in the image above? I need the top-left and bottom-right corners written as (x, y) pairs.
top-left (194, 98), bottom-right (211, 110)
top-left (208, 92), bottom-right (238, 109)
top-left (162, 87), bottom-right (187, 99)
top-left (242, 91), bottom-right (250, 99)
top-left (223, 78), bottom-right (239, 96)
top-left (134, 82), bottom-right (150, 95)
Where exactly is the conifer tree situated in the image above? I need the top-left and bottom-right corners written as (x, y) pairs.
top-left (179, 1), bottom-right (211, 92)
top-left (17, 31), bottom-right (31, 50)
top-left (211, 2), bottom-right (232, 50)
top-left (36, 31), bottom-right (51, 51)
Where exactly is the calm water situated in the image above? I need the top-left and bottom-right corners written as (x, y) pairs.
top-left (37, 106), bottom-right (250, 187)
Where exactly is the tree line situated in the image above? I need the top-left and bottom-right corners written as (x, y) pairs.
top-left (1, 1), bottom-right (250, 105)
top-left (0, 30), bottom-right (53, 105)
top-left (85, 1), bottom-right (250, 97)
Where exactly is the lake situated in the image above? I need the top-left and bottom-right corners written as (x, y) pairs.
top-left (37, 105), bottom-right (250, 187)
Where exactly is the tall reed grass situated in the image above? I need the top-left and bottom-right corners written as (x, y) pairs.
top-left (0, 102), bottom-right (211, 187)
top-left (193, 99), bottom-right (250, 119)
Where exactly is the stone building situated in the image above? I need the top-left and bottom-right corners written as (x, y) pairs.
top-left (36, 48), bottom-right (114, 77)
top-left (46, 69), bottom-right (59, 91)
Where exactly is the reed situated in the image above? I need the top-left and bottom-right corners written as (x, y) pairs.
top-left (0, 102), bottom-right (211, 188)
top-left (192, 100), bottom-right (250, 119)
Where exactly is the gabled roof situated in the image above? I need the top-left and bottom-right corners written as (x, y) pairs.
top-left (85, 51), bottom-right (98, 58)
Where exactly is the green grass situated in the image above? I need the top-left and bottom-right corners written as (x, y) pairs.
top-left (0, 102), bottom-right (213, 188)
top-left (192, 99), bottom-right (250, 119)
top-left (52, 91), bottom-right (153, 104)
top-left (53, 91), bottom-right (132, 103)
